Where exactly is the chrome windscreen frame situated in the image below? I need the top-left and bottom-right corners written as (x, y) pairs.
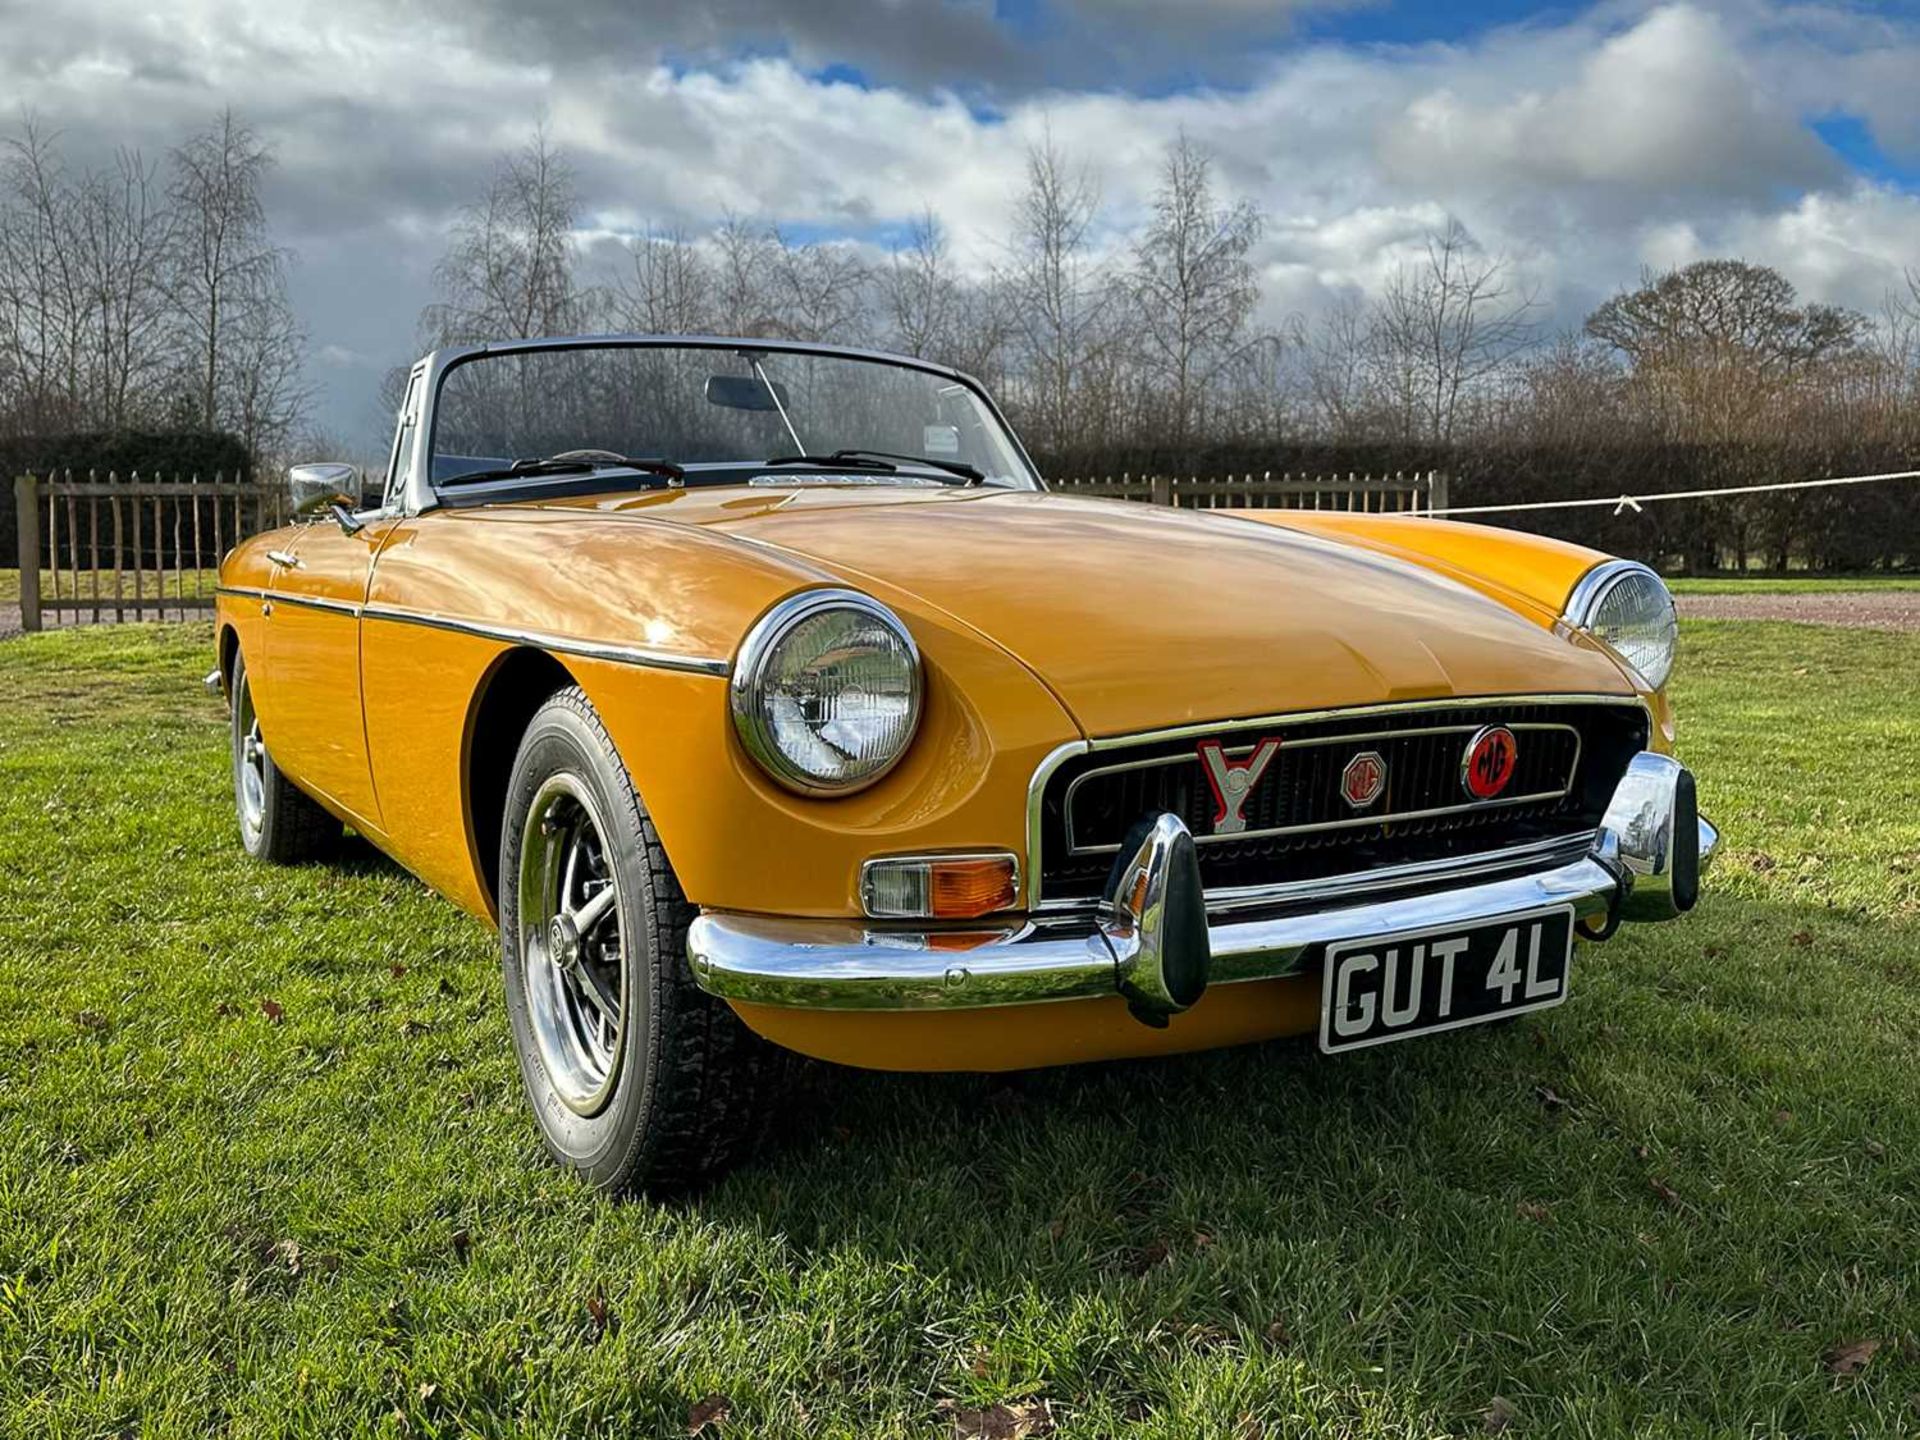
top-left (1022, 692), bottom-right (1655, 915)
top-left (397, 333), bottom-right (1047, 516)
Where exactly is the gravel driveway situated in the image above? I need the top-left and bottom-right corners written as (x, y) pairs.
top-left (1676, 591), bottom-right (1920, 631)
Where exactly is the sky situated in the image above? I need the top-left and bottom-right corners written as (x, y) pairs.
top-left (5, 0), bottom-right (1918, 448)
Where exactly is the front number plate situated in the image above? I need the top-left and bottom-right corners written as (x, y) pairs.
top-left (1318, 905), bottom-right (1574, 1054)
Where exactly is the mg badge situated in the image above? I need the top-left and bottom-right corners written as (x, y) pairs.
top-left (1197, 737), bottom-right (1282, 835)
top-left (1462, 725), bottom-right (1519, 799)
top-left (1341, 751), bottom-right (1387, 809)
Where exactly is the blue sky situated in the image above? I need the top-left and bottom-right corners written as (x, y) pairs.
top-left (6, 0), bottom-right (1917, 446)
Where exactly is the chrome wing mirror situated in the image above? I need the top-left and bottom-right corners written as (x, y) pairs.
top-left (288, 462), bottom-right (365, 535)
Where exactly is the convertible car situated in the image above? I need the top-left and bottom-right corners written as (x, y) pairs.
top-left (212, 335), bottom-right (1716, 1192)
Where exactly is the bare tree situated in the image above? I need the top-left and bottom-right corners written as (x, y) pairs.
top-left (709, 213), bottom-right (775, 337)
top-left (168, 110), bottom-right (292, 434)
top-left (763, 225), bottom-right (870, 343)
top-left (878, 209), bottom-right (961, 359)
top-left (1128, 134), bottom-right (1264, 446)
top-left (1585, 260), bottom-right (1868, 445)
top-left (1295, 296), bottom-right (1377, 441)
top-left (423, 128), bottom-right (581, 345)
top-left (0, 118), bottom-right (88, 434)
top-left (1586, 260), bottom-right (1864, 374)
top-left (1003, 137), bottom-right (1111, 451)
top-left (74, 149), bottom-right (175, 429)
top-left (943, 274), bottom-right (1017, 391)
top-left (0, 120), bottom-right (184, 437)
top-left (609, 226), bottom-right (716, 335)
top-left (0, 110), bottom-right (303, 454)
top-left (1370, 218), bottom-right (1539, 443)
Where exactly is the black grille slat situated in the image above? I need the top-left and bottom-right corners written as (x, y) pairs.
top-left (1040, 701), bottom-right (1648, 904)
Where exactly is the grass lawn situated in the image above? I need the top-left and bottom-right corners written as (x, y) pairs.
top-left (1667, 577), bottom-right (1920, 595)
top-left (1, 622), bottom-right (1916, 1438)
top-left (0, 568), bottom-right (222, 604)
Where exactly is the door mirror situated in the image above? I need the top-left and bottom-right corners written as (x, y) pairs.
top-left (288, 463), bottom-right (366, 534)
top-left (289, 462), bottom-right (359, 517)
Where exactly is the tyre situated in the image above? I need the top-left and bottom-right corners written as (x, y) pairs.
top-left (499, 686), bottom-right (787, 1194)
top-left (230, 651), bottom-right (341, 863)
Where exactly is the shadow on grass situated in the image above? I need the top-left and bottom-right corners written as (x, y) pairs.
top-left (681, 892), bottom-right (1919, 1429)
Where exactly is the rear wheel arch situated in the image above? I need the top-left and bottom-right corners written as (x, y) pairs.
top-left (217, 623), bottom-right (241, 692)
top-left (465, 647), bottom-right (580, 916)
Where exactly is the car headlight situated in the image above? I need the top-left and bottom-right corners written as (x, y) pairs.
top-left (730, 589), bottom-right (923, 795)
top-left (1565, 560), bottom-right (1678, 690)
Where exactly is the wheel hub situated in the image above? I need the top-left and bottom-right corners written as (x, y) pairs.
top-left (547, 913), bottom-right (583, 972)
top-left (517, 774), bottom-right (627, 1118)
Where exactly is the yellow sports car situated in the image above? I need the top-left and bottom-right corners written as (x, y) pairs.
top-left (212, 336), bottom-right (1716, 1193)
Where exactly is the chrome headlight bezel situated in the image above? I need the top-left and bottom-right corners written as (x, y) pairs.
top-left (729, 588), bottom-right (924, 797)
top-left (1564, 560), bottom-right (1678, 691)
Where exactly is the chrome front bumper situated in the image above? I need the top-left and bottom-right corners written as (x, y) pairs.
top-left (688, 751), bottom-right (1719, 1022)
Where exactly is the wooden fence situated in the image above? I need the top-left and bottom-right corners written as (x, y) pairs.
top-left (1048, 469), bottom-right (1449, 513)
top-left (11, 470), bottom-right (281, 631)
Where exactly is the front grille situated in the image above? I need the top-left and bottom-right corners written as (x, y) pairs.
top-left (1035, 699), bottom-right (1649, 905)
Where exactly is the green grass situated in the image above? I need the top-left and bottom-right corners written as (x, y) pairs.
top-left (1667, 577), bottom-right (1920, 594)
top-left (2, 622), bottom-right (1917, 1438)
top-left (0, 567), bottom-right (222, 604)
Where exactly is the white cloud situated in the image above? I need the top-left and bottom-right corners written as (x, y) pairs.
top-left (3, 0), bottom-right (1916, 441)
top-left (1655, 184), bottom-right (1920, 311)
top-left (1376, 6), bottom-right (1839, 203)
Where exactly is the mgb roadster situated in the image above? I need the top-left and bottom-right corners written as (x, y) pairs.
top-left (213, 336), bottom-right (1716, 1192)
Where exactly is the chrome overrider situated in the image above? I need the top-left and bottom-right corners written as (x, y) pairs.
top-left (686, 750), bottom-right (1720, 1025)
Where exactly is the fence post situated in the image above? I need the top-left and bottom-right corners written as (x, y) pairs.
top-left (1428, 470), bottom-right (1451, 515)
top-left (14, 474), bottom-right (41, 632)
top-left (1150, 473), bottom-right (1172, 507)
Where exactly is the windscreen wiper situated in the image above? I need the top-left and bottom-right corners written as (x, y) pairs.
top-left (450, 455), bottom-right (685, 485)
top-left (763, 452), bottom-right (897, 473)
top-left (823, 448), bottom-right (985, 483)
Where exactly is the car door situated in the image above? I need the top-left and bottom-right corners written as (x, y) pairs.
top-left (265, 516), bottom-right (395, 834)
top-left (262, 376), bottom-right (422, 837)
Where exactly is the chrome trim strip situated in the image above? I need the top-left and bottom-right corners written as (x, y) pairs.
top-left (1080, 788), bottom-right (1576, 857)
top-left (214, 586), bottom-right (731, 676)
top-left (1561, 559), bottom-right (1666, 629)
top-left (1082, 692), bottom-right (1644, 753)
top-left (1043, 829), bottom-right (1600, 919)
top-left (215, 585), bottom-right (361, 618)
top-left (1060, 720), bottom-right (1584, 856)
top-left (361, 604), bottom-right (732, 677)
top-left (1026, 738), bottom-right (1092, 909)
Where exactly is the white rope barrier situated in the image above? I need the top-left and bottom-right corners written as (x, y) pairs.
top-left (1428, 467), bottom-right (1920, 518)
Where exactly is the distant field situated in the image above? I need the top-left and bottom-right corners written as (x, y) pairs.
top-left (1, 621), bottom-right (1916, 1437)
top-left (1668, 577), bottom-right (1920, 594)
top-left (0, 568), bottom-right (221, 603)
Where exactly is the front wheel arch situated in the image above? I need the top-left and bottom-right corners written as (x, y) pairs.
top-left (464, 646), bottom-right (579, 919)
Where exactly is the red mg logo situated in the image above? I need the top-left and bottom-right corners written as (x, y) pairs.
top-left (1341, 751), bottom-right (1387, 809)
top-left (1462, 725), bottom-right (1519, 799)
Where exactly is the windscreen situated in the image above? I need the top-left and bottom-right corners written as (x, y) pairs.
top-left (430, 344), bottom-right (1036, 487)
